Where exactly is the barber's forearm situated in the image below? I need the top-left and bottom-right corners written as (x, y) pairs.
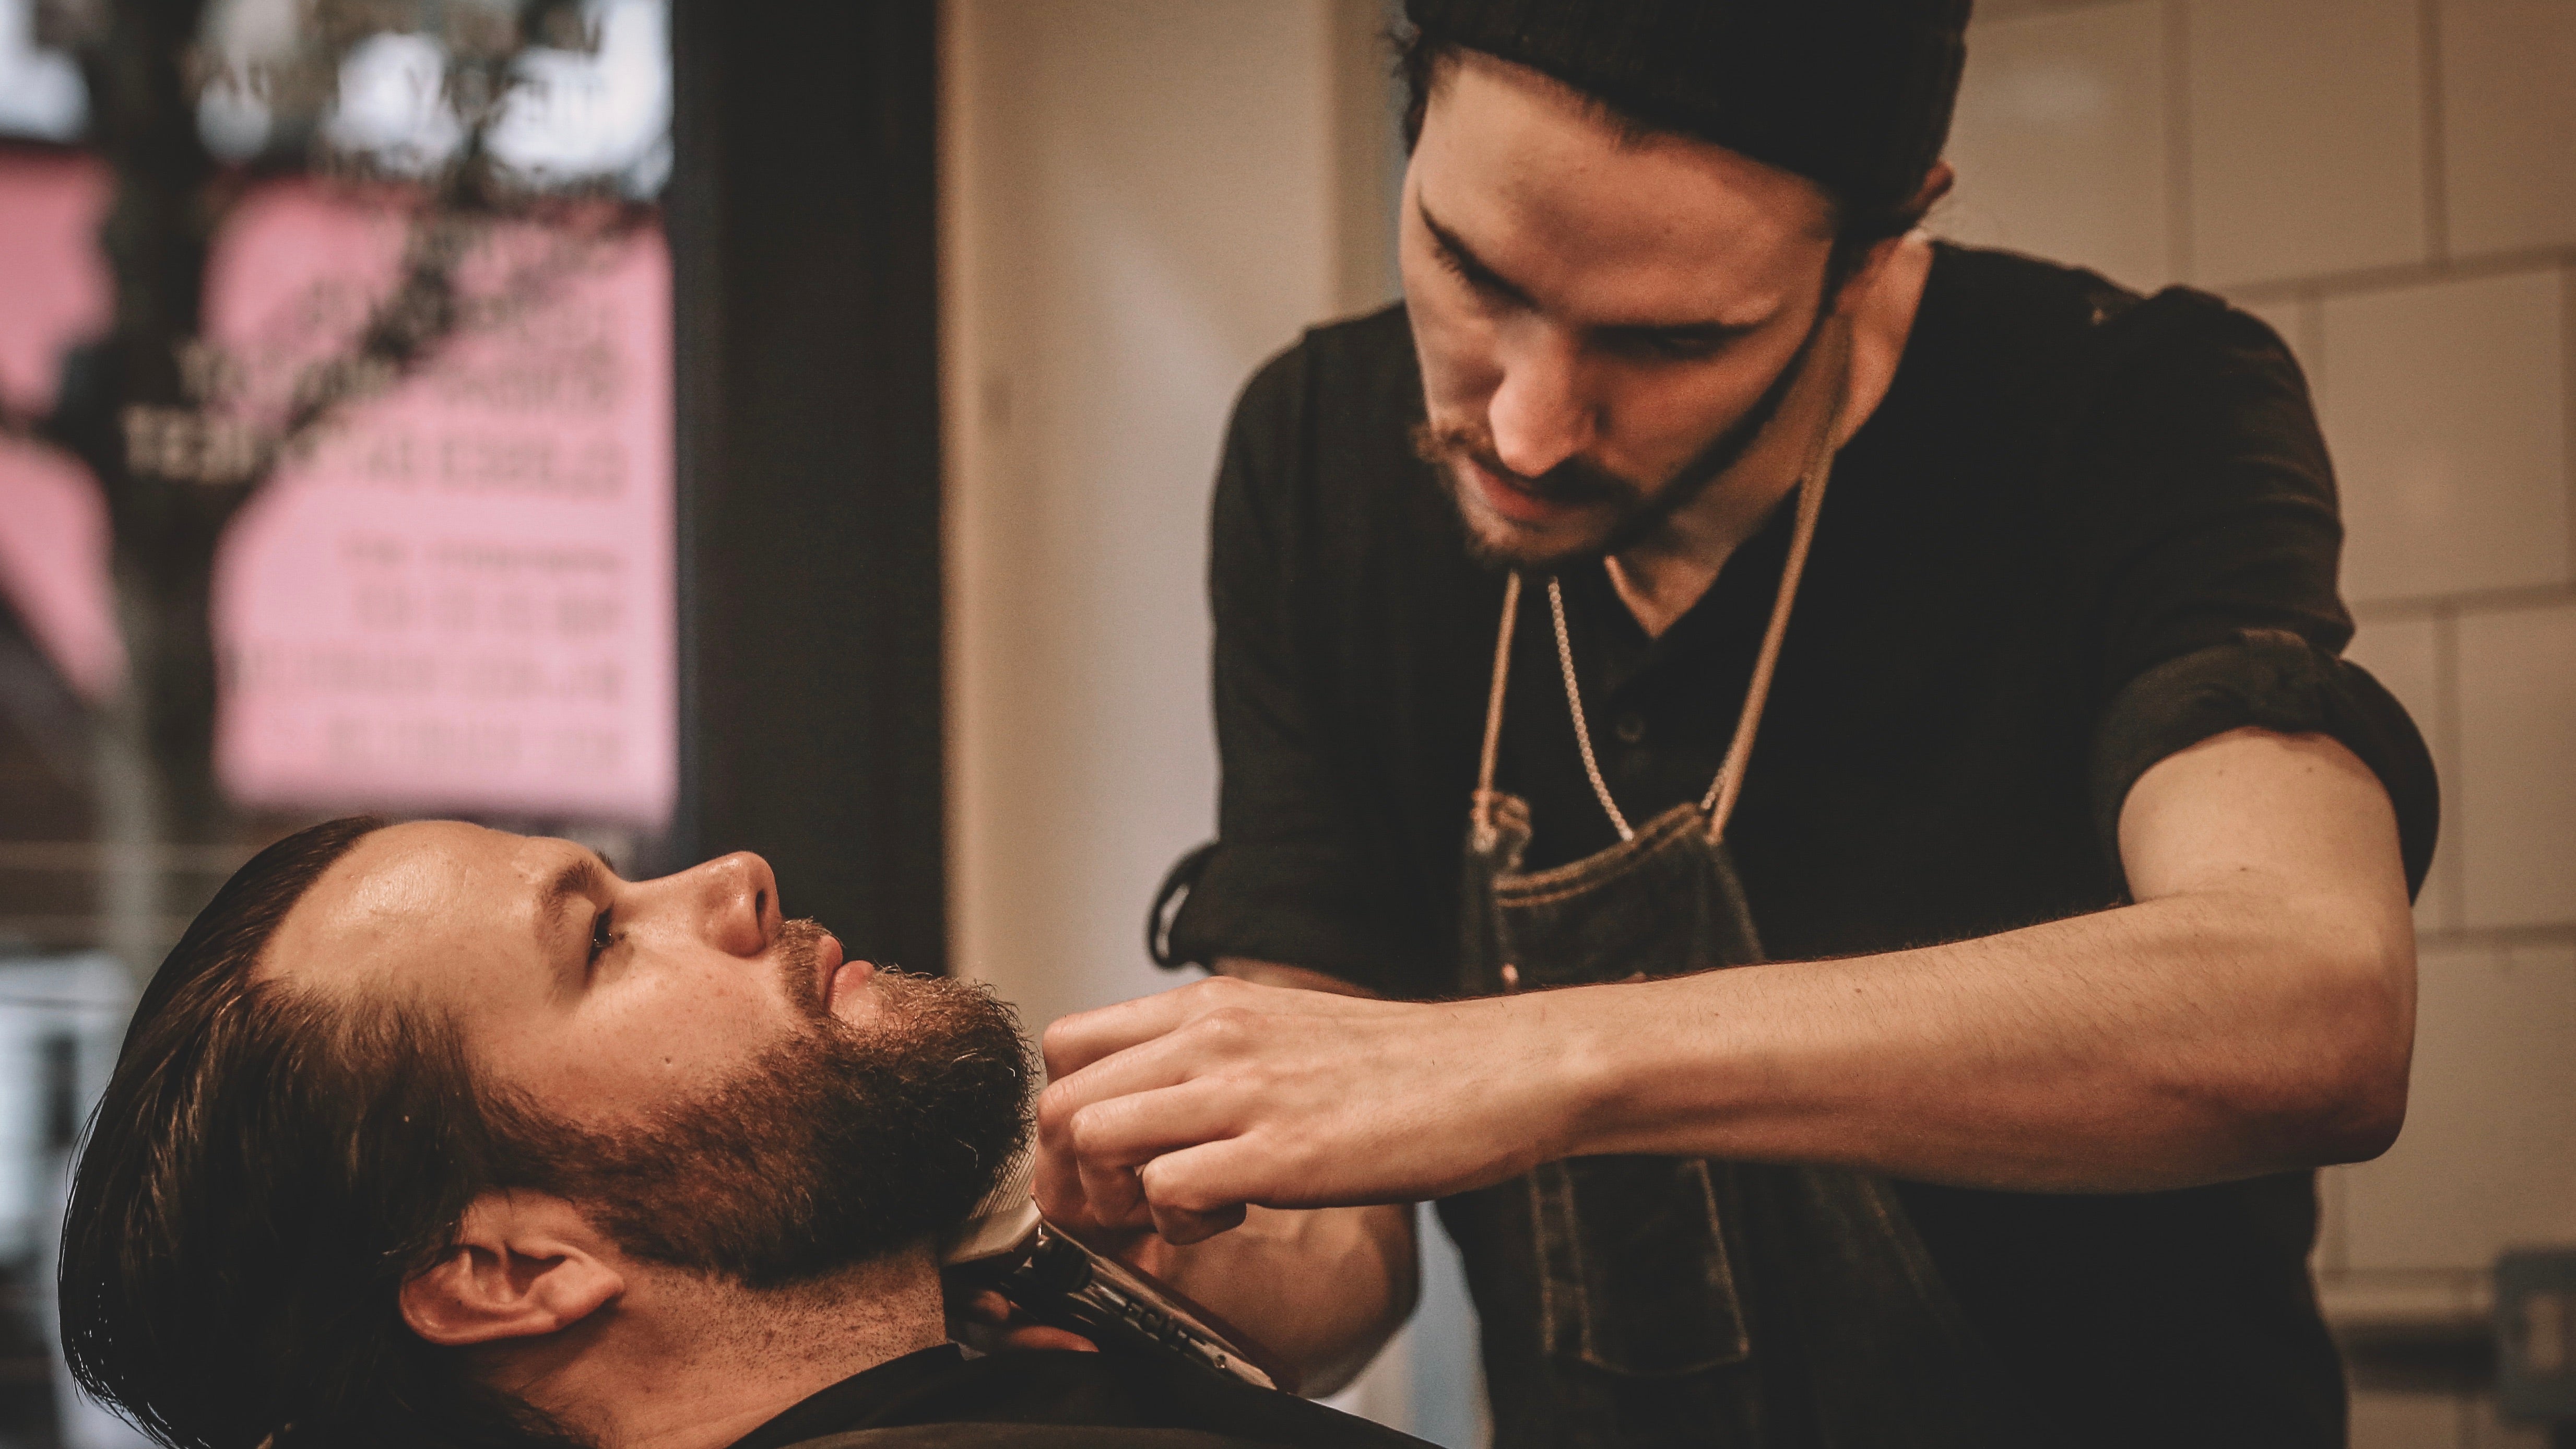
top-left (1551, 887), bottom-right (2413, 1192)
top-left (1122, 1201), bottom-right (1417, 1397)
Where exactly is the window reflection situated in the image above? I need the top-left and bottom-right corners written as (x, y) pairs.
top-left (0, 2), bottom-right (673, 1440)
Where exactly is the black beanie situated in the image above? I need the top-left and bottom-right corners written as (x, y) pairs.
top-left (1404, 0), bottom-right (1972, 231)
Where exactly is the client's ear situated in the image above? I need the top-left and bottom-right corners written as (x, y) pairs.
top-left (400, 1192), bottom-right (625, 1346)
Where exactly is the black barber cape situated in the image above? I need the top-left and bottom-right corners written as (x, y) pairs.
top-left (727, 1345), bottom-right (1426, 1449)
top-left (1162, 244), bottom-right (2439, 1447)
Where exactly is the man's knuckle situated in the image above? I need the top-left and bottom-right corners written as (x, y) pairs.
top-left (1033, 1080), bottom-right (1077, 1129)
top-left (1140, 1162), bottom-right (1209, 1213)
top-left (1037, 1017), bottom-right (1077, 1055)
top-left (1067, 1104), bottom-right (1109, 1152)
top-left (1079, 1102), bottom-right (1152, 1161)
top-left (1196, 1005), bottom-right (1257, 1042)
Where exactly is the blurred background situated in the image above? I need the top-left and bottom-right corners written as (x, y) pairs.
top-left (0, 0), bottom-right (2565, 1444)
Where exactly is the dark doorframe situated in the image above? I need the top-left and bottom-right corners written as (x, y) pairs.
top-left (666, 0), bottom-right (948, 973)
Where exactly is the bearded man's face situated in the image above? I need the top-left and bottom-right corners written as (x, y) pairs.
top-left (492, 931), bottom-right (1031, 1286)
top-left (263, 822), bottom-right (1035, 1286)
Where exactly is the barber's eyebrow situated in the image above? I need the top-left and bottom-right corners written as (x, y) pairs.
top-left (1419, 198), bottom-right (1535, 309)
top-left (1417, 194), bottom-right (1768, 347)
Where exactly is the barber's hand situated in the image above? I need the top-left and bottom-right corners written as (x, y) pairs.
top-left (1035, 975), bottom-right (1567, 1244)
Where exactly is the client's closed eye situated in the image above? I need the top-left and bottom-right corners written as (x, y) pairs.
top-left (589, 906), bottom-right (618, 965)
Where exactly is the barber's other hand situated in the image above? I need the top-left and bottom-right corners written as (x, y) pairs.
top-left (1035, 976), bottom-right (1566, 1244)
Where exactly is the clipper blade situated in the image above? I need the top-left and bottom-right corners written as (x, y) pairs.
top-left (941, 1134), bottom-right (1042, 1266)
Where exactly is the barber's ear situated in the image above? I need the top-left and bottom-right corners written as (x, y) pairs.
top-left (400, 1192), bottom-right (625, 1347)
top-left (1841, 161), bottom-right (1958, 288)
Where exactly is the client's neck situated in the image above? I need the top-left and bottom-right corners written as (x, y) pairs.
top-left (489, 1247), bottom-right (949, 1449)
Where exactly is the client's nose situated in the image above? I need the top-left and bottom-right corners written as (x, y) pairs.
top-left (687, 851), bottom-right (779, 957)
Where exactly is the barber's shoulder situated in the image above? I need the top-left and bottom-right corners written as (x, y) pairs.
top-left (1923, 242), bottom-right (2156, 354)
top-left (1298, 300), bottom-right (1416, 385)
top-left (1219, 301), bottom-right (1427, 530)
top-left (1930, 244), bottom-right (2298, 428)
top-left (1231, 301), bottom-right (1415, 432)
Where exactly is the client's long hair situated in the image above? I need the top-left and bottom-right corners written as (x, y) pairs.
top-left (58, 816), bottom-right (590, 1449)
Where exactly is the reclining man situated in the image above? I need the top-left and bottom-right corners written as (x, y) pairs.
top-left (60, 816), bottom-right (1422, 1449)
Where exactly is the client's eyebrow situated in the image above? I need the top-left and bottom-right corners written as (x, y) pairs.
top-left (535, 852), bottom-right (610, 956)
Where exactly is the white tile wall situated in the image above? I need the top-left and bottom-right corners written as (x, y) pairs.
top-left (1956, 1), bottom-right (2576, 1430)
top-left (2438, 0), bottom-right (2576, 257)
top-left (1942, 1), bottom-right (2173, 290)
top-left (2346, 615), bottom-right (2459, 929)
top-left (2319, 269), bottom-right (2571, 603)
top-left (2352, 1386), bottom-right (2466, 1449)
top-left (2469, 1395), bottom-right (2553, 1449)
top-left (2186, 0), bottom-right (2431, 287)
top-left (2350, 1389), bottom-right (2560, 1449)
top-left (2456, 602), bottom-right (2576, 929)
top-left (2317, 1151), bottom-right (2352, 1274)
top-left (2344, 941), bottom-right (2576, 1270)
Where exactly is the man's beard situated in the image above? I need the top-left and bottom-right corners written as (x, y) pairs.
top-left (491, 922), bottom-right (1036, 1289)
top-left (1412, 310), bottom-right (1828, 574)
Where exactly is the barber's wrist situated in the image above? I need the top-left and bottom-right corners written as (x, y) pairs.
top-left (1532, 976), bottom-right (1726, 1164)
top-left (1492, 985), bottom-right (1628, 1168)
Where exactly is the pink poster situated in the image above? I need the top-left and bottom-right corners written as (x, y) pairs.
top-left (0, 164), bottom-right (676, 826)
top-left (0, 153), bottom-right (120, 702)
top-left (208, 182), bottom-right (677, 826)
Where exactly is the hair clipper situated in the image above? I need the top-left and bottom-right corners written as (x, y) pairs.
top-left (940, 1146), bottom-right (1296, 1395)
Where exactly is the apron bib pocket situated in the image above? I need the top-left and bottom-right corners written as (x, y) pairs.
top-left (1533, 1155), bottom-right (1752, 1377)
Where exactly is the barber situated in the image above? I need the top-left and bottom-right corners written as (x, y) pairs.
top-left (1033, 2), bottom-right (2437, 1445)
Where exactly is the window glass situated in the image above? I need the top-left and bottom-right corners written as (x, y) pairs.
top-left (0, 4), bottom-right (673, 1437)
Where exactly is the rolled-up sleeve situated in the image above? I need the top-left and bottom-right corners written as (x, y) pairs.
top-left (2074, 295), bottom-right (2439, 897)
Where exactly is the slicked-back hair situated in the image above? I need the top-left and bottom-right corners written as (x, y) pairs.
top-left (58, 816), bottom-right (589, 1449)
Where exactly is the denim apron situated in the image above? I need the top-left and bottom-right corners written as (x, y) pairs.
top-left (1439, 334), bottom-right (2047, 1448)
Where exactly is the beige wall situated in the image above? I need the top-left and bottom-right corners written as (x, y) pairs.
top-left (941, 0), bottom-right (1397, 1034)
top-left (939, 2), bottom-right (1433, 1431)
top-left (1947, 3), bottom-right (2575, 1444)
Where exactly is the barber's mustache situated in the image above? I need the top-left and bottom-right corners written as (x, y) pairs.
top-left (1410, 420), bottom-right (1639, 506)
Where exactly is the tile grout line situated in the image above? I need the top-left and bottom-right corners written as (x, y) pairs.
top-left (2415, 922), bottom-right (2576, 950)
top-left (2300, 292), bottom-right (2325, 395)
top-left (2564, 261), bottom-right (2575, 592)
top-left (2432, 602), bottom-right (2466, 935)
top-left (2222, 243), bottom-right (2576, 307)
top-left (2352, 579), bottom-right (2576, 623)
top-left (2419, 0), bottom-right (2450, 263)
top-left (2162, 0), bottom-right (2193, 286)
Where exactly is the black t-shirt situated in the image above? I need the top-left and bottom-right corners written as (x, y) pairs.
top-left (727, 1345), bottom-right (1424, 1448)
top-left (1161, 245), bottom-right (2438, 1446)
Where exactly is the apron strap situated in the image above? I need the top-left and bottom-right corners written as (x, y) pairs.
top-left (1471, 570), bottom-right (1523, 852)
top-left (1701, 316), bottom-right (1854, 840)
